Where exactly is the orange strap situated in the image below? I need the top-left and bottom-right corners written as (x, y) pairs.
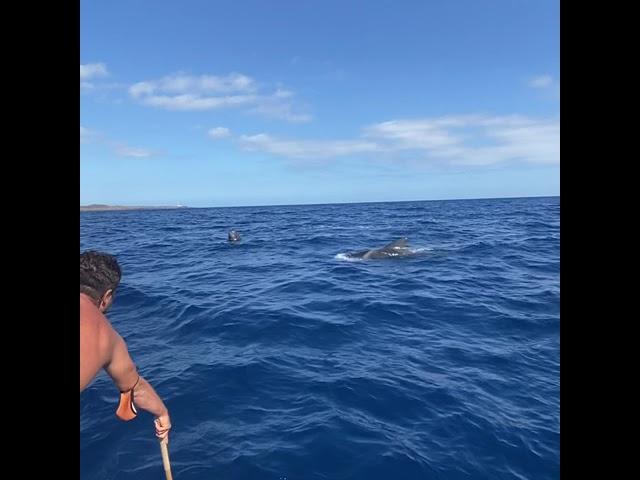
top-left (115, 375), bottom-right (140, 421)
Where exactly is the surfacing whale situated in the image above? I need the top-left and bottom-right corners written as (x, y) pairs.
top-left (344, 238), bottom-right (413, 260)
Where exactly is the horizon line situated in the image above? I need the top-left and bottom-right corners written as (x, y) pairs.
top-left (80, 194), bottom-right (559, 211)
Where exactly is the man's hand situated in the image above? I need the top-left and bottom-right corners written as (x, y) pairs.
top-left (155, 413), bottom-right (172, 443)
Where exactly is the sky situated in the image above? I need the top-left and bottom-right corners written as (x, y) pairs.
top-left (80, 0), bottom-right (559, 207)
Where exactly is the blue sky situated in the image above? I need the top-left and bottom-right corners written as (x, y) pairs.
top-left (80, 0), bottom-right (559, 207)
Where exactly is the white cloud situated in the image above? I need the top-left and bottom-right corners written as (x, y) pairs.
top-left (129, 72), bottom-right (311, 121)
top-left (527, 74), bottom-right (560, 98)
top-left (527, 75), bottom-right (554, 88)
top-left (249, 103), bottom-right (312, 123)
top-left (130, 73), bottom-right (255, 99)
top-left (141, 93), bottom-right (257, 111)
top-left (238, 134), bottom-right (379, 159)
top-left (114, 144), bottom-right (153, 158)
top-left (209, 127), bottom-right (231, 139)
top-left (364, 118), bottom-right (463, 150)
top-left (80, 63), bottom-right (108, 80)
top-left (79, 125), bottom-right (154, 158)
top-left (80, 63), bottom-right (109, 90)
top-left (129, 81), bottom-right (155, 97)
top-left (228, 114), bottom-right (559, 166)
top-left (159, 73), bottom-right (253, 93)
top-left (274, 88), bottom-right (294, 99)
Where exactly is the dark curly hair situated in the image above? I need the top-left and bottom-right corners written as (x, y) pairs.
top-left (80, 251), bottom-right (122, 302)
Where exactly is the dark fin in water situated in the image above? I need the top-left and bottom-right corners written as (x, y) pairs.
top-left (382, 238), bottom-right (408, 249)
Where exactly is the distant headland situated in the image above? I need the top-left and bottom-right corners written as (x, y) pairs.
top-left (80, 204), bottom-right (187, 212)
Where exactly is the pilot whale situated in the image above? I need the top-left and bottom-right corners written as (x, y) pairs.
top-left (344, 238), bottom-right (413, 260)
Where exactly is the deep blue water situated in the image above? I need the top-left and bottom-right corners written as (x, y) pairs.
top-left (80, 197), bottom-right (560, 480)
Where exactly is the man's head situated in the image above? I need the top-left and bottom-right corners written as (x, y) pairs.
top-left (80, 250), bottom-right (121, 313)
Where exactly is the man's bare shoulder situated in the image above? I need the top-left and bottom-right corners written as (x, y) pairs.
top-left (80, 294), bottom-right (117, 390)
top-left (80, 294), bottom-right (114, 340)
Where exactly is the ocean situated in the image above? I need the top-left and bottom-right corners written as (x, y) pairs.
top-left (80, 196), bottom-right (560, 480)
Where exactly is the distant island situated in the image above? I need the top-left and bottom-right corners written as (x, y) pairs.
top-left (80, 204), bottom-right (187, 212)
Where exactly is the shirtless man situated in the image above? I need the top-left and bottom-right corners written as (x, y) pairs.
top-left (80, 250), bottom-right (171, 442)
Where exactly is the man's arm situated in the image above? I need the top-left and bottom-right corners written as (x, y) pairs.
top-left (103, 325), bottom-right (172, 441)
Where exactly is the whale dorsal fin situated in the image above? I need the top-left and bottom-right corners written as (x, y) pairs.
top-left (382, 238), bottom-right (408, 250)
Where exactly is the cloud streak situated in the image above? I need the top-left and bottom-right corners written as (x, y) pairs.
top-left (527, 75), bottom-right (554, 88)
top-left (81, 63), bottom-right (109, 90)
top-left (216, 114), bottom-right (559, 166)
top-left (113, 144), bottom-right (153, 158)
top-left (80, 63), bottom-right (108, 80)
top-left (238, 134), bottom-right (379, 159)
top-left (129, 72), bottom-right (311, 122)
top-left (209, 127), bottom-right (232, 139)
top-left (527, 74), bottom-right (560, 98)
top-left (80, 126), bottom-right (154, 158)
